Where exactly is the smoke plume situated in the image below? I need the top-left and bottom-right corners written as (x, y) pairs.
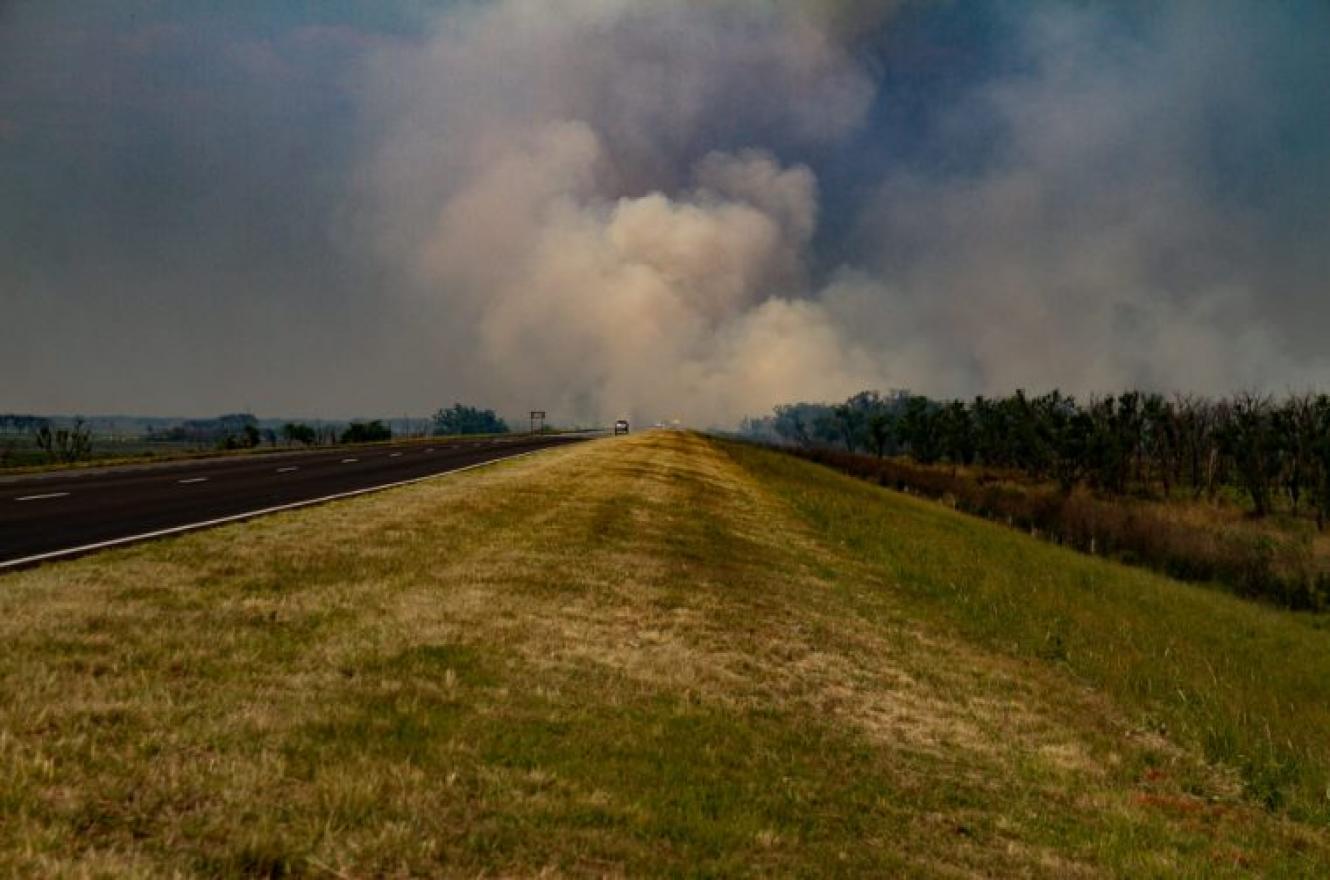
top-left (3, 2), bottom-right (1326, 422)
top-left (356, 0), bottom-right (1330, 425)
top-left (354, 0), bottom-right (892, 425)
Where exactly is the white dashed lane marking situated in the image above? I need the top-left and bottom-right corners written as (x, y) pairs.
top-left (276, 467), bottom-right (299, 473)
top-left (15, 492), bottom-right (70, 502)
top-left (0, 447), bottom-right (553, 571)
top-left (341, 458), bottom-right (358, 463)
top-left (177, 477), bottom-right (208, 485)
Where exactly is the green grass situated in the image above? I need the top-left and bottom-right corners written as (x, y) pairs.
top-left (721, 440), bottom-right (1330, 823)
top-left (0, 431), bottom-right (1327, 876)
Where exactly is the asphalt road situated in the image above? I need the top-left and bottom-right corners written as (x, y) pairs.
top-left (0, 434), bottom-right (590, 570)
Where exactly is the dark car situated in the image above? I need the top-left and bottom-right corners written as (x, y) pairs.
top-left (614, 419), bottom-right (630, 435)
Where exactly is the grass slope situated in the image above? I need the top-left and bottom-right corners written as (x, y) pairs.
top-left (1, 431), bottom-right (1328, 877)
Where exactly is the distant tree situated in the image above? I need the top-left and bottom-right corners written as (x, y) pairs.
top-left (342, 420), bottom-right (393, 444)
top-left (937, 399), bottom-right (976, 470)
top-left (896, 395), bottom-right (942, 464)
top-left (971, 396), bottom-right (1006, 467)
top-left (865, 408), bottom-right (896, 458)
top-left (431, 404), bottom-right (509, 436)
top-left (1219, 394), bottom-right (1282, 517)
top-left (1276, 394), bottom-right (1320, 515)
top-left (838, 391), bottom-right (904, 458)
top-left (0, 414), bottom-right (50, 434)
top-left (810, 408), bottom-right (847, 450)
top-left (34, 418), bottom-right (93, 463)
top-left (219, 421), bottom-right (261, 450)
top-left (737, 415), bottom-right (779, 441)
top-left (218, 413), bottom-right (259, 435)
top-left (1046, 397), bottom-right (1094, 494)
top-left (1302, 395), bottom-right (1330, 531)
top-left (838, 390), bottom-right (904, 457)
top-left (771, 402), bottom-right (830, 447)
top-left (1173, 394), bottom-right (1217, 500)
top-left (281, 422), bottom-right (317, 446)
top-left (1142, 393), bottom-right (1181, 497)
top-left (828, 402), bottom-right (864, 452)
top-left (1021, 392), bottom-right (1055, 475)
top-left (1086, 395), bottom-right (1132, 494)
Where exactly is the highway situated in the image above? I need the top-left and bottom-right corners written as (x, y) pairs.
top-left (0, 434), bottom-right (589, 569)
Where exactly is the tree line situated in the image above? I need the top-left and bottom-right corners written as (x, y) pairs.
top-left (277, 405), bottom-right (509, 448)
top-left (0, 414), bottom-right (51, 433)
top-left (0, 404), bottom-right (513, 467)
top-left (744, 389), bottom-right (1330, 529)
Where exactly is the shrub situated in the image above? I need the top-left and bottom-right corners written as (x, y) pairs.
top-left (432, 404), bottom-right (509, 436)
top-left (341, 420), bottom-right (392, 444)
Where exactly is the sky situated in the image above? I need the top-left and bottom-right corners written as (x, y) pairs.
top-left (2, 0), bottom-right (1328, 425)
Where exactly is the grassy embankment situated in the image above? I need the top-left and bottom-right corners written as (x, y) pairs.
top-left (1, 431), bottom-right (1329, 876)
top-left (785, 445), bottom-right (1330, 610)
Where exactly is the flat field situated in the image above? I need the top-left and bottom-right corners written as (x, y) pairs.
top-left (2, 431), bottom-right (1328, 876)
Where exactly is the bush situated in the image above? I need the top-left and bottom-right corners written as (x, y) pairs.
top-left (341, 420), bottom-right (392, 444)
top-left (432, 404), bottom-right (509, 436)
top-left (219, 423), bottom-right (262, 450)
top-left (34, 419), bottom-right (93, 463)
top-left (281, 423), bottom-right (318, 446)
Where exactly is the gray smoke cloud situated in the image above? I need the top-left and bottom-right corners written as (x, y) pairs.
top-left (843, 3), bottom-right (1330, 399)
top-left (355, 0), bottom-right (890, 425)
top-left (3, 1), bottom-right (1326, 423)
top-left (356, 0), bottom-right (1330, 425)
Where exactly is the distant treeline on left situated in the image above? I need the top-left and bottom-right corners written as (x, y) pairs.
top-left (0, 403), bottom-right (512, 468)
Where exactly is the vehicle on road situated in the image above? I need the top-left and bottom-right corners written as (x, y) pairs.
top-left (614, 419), bottom-right (630, 435)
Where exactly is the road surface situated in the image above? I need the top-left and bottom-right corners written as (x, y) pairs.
top-left (0, 434), bottom-right (589, 570)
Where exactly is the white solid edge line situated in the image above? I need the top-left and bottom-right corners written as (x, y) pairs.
top-left (0, 449), bottom-right (546, 571)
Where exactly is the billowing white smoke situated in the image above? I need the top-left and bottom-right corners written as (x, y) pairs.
top-left (356, 0), bottom-right (1330, 426)
top-left (359, 0), bottom-right (891, 425)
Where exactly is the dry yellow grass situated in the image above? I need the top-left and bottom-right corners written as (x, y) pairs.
top-left (0, 431), bottom-right (1326, 876)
